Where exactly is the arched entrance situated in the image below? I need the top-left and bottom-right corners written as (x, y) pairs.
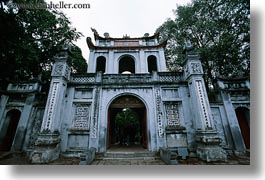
top-left (119, 56), bottom-right (135, 74)
top-left (147, 55), bottom-right (158, 73)
top-left (0, 109), bottom-right (21, 151)
top-left (235, 107), bottom-right (250, 149)
top-left (96, 56), bottom-right (106, 73)
top-left (107, 95), bottom-right (148, 150)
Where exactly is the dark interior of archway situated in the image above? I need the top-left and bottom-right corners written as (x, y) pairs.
top-left (119, 56), bottom-right (135, 73)
top-left (0, 109), bottom-right (21, 151)
top-left (235, 107), bottom-right (250, 149)
top-left (96, 56), bottom-right (106, 73)
top-left (109, 108), bottom-right (146, 148)
top-left (147, 55), bottom-right (157, 73)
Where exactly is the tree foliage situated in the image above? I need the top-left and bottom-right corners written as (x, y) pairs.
top-left (115, 108), bottom-right (139, 128)
top-left (157, 0), bottom-right (250, 89)
top-left (0, 0), bottom-right (87, 90)
top-left (70, 45), bottom-right (87, 74)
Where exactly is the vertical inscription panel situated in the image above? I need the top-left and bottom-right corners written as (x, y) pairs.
top-left (91, 88), bottom-right (100, 138)
top-left (196, 80), bottom-right (211, 129)
top-left (155, 88), bottom-right (164, 138)
top-left (41, 82), bottom-right (59, 131)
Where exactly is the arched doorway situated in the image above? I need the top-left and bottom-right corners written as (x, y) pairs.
top-left (96, 56), bottom-right (106, 73)
top-left (119, 56), bottom-right (135, 74)
top-left (107, 95), bottom-right (148, 150)
top-left (0, 109), bottom-right (21, 151)
top-left (235, 107), bottom-right (250, 149)
top-left (147, 55), bottom-right (158, 73)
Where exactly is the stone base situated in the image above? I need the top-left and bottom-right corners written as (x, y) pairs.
top-left (165, 126), bottom-right (188, 148)
top-left (30, 132), bottom-right (61, 164)
top-left (196, 144), bottom-right (227, 162)
top-left (196, 130), bottom-right (227, 162)
top-left (159, 148), bottom-right (178, 165)
top-left (79, 147), bottom-right (96, 165)
top-left (30, 146), bottom-right (60, 164)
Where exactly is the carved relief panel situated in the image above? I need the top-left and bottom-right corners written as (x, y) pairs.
top-left (164, 102), bottom-right (180, 127)
top-left (52, 63), bottom-right (71, 80)
top-left (191, 62), bottom-right (202, 74)
top-left (52, 63), bottom-right (64, 76)
top-left (72, 104), bottom-right (91, 130)
top-left (184, 61), bottom-right (203, 79)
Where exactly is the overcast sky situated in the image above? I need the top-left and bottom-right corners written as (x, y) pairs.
top-left (50, 0), bottom-right (191, 59)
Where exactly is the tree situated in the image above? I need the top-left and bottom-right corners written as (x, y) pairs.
top-left (115, 108), bottom-right (139, 128)
top-left (0, 0), bottom-right (87, 90)
top-left (69, 45), bottom-right (87, 74)
top-left (157, 0), bottom-right (250, 90)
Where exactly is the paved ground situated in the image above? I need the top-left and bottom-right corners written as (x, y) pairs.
top-left (0, 151), bottom-right (250, 165)
top-left (178, 155), bottom-right (250, 165)
top-left (91, 159), bottom-right (166, 165)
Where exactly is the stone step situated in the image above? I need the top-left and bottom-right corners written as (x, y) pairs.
top-left (105, 151), bottom-right (156, 157)
top-left (103, 156), bottom-right (156, 160)
top-left (62, 149), bottom-right (86, 158)
top-left (92, 151), bottom-right (166, 165)
top-left (91, 158), bottom-right (166, 165)
top-left (97, 151), bottom-right (159, 160)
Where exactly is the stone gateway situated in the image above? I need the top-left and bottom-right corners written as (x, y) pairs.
top-left (0, 29), bottom-right (250, 164)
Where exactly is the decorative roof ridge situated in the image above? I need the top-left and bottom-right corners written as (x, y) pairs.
top-left (86, 37), bottom-right (167, 50)
top-left (90, 28), bottom-right (160, 41)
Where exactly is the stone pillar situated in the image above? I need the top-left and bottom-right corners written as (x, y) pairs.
top-left (139, 50), bottom-right (147, 73)
top-left (183, 45), bottom-right (227, 162)
top-left (30, 47), bottom-right (71, 164)
top-left (87, 50), bottom-right (95, 73)
top-left (158, 49), bottom-right (167, 72)
top-left (107, 50), bottom-right (114, 74)
top-left (134, 52), bottom-right (140, 74)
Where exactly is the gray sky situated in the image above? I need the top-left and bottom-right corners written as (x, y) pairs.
top-left (50, 0), bottom-right (191, 59)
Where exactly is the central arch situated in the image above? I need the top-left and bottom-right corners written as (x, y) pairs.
top-left (119, 55), bottom-right (135, 74)
top-left (107, 95), bottom-right (148, 150)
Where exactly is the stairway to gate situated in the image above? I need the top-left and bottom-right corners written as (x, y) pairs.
top-left (91, 151), bottom-right (166, 165)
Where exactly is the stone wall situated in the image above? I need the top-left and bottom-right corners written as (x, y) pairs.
top-left (57, 71), bottom-right (198, 155)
